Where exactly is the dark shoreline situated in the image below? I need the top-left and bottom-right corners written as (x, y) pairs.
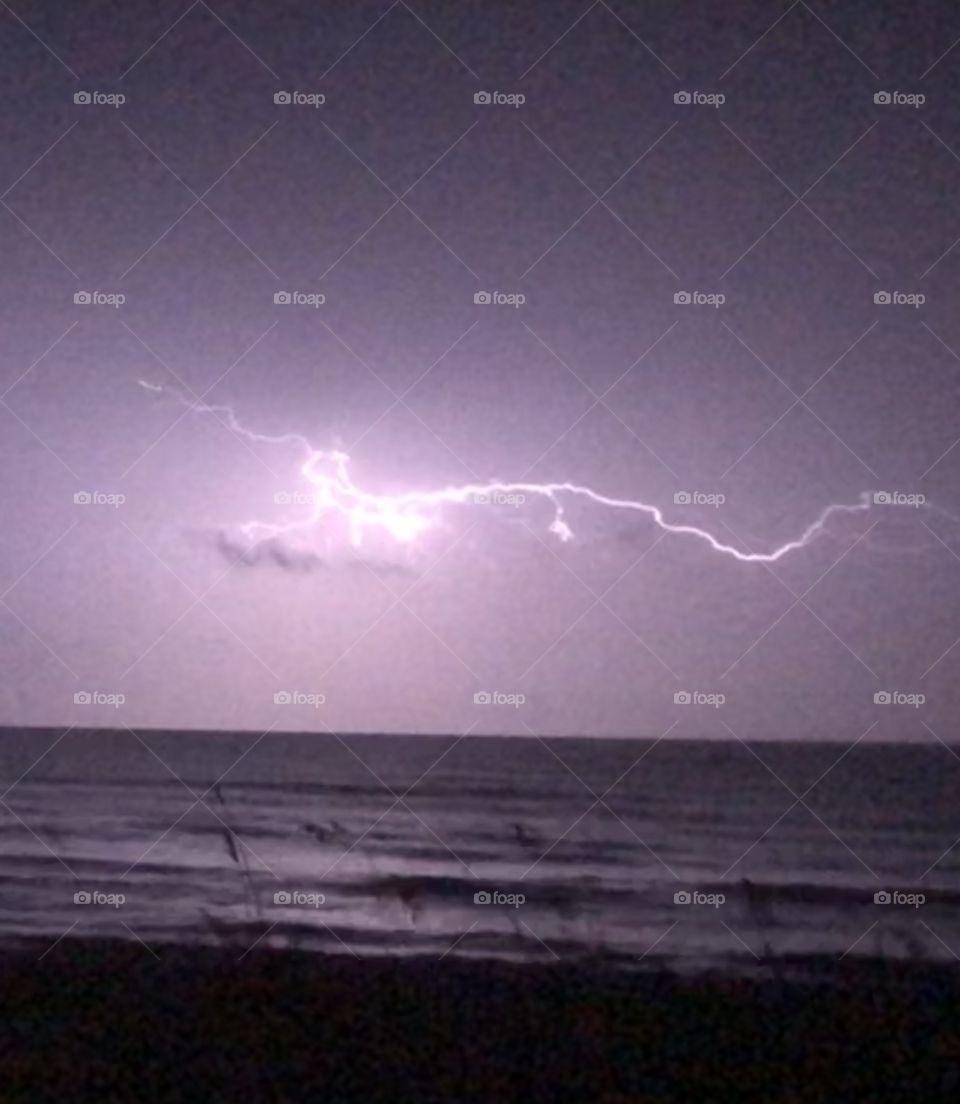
top-left (1, 938), bottom-right (957, 1102)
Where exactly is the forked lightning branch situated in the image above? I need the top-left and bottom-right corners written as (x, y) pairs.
top-left (140, 382), bottom-right (936, 565)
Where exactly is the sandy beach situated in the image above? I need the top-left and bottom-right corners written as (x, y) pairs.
top-left (0, 938), bottom-right (957, 1102)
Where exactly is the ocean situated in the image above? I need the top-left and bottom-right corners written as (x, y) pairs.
top-left (1, 728), bottom-right (957, 972)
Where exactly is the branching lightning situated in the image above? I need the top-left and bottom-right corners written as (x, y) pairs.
top-left (141, 382), bottom-right (941, 566)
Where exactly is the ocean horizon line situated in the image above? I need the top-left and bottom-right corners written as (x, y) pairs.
top-left (0, 724), bottom-right (955, 748)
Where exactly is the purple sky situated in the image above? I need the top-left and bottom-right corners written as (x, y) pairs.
top-left (1, 0), bottom-right (959, 740)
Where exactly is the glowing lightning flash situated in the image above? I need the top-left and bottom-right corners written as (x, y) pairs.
top-left (253, 453), bottom-right (874, 563)
top-left (142, 382), bottom-right (931, 565)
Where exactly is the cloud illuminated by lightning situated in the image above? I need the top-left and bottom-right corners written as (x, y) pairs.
top-left (140, 381), bottom-right (942, 566)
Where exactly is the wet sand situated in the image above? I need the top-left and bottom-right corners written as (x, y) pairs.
top-left (0, 938), bottom-right (957, 1102)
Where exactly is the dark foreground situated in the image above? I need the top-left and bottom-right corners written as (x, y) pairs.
top-left (0, 940), bottom-right (958, 1103)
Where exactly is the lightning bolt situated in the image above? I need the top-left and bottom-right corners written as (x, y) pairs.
top-left (140, 381), bottom-right (939, 565)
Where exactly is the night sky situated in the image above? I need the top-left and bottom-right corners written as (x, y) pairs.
top-left (1, 0), bottom-right (958, 740)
